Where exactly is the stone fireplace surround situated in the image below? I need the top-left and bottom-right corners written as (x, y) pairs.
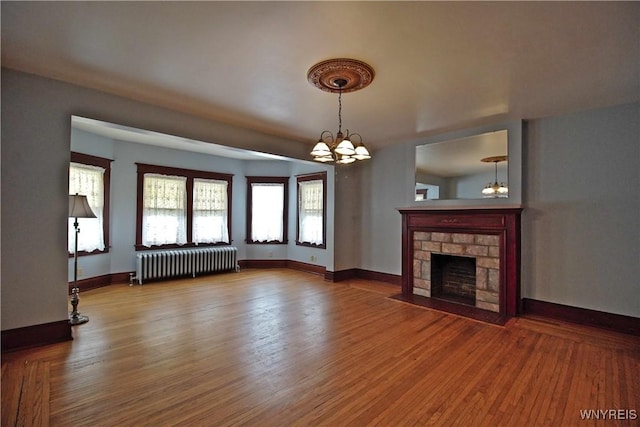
top-left (397, 207), bottom-right (522, 325)
top-left (414, 231), bottom-right (501, 312)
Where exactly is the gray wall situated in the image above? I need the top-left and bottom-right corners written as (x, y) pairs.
top-left (2, 72), bottom-right (72, 328)
top-left (521, 103), bottom-right (639, 316)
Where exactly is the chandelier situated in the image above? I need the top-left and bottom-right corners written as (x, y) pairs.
top-left (481, 155), bottom-right (508, 197)
top-left (307, 58), bottom-right (374, 164)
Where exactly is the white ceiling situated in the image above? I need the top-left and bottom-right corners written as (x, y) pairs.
top-left (71, 116), bottom-right (290, 161)
top-left (2, 2), bottom-right (639, 155)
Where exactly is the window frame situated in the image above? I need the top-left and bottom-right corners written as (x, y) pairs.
top-left (245, 176), bottom-right (289, 245)
top-left (135, 163), bottom-right (233, 250)
top-left (69, 152), bottom-right (112, 257)
top-left (296, 171), bottom-right (327, 249)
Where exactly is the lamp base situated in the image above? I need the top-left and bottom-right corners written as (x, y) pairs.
top-left (69, 313), bottom-right (89, 325)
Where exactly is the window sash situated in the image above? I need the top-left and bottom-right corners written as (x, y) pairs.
top-left (68, 163), bottom-right (105, 252)
top-left (142, 174), bottom-right (188, 246)
top-left (298, 179), bottom-right (324, 246)
top-left (193, 178), bottom-right (229, 244)
top-left (251, 183), bottom-right (285, 242)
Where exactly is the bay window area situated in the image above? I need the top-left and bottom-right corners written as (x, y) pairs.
top-left (65, 117), bottom-right (334, 295)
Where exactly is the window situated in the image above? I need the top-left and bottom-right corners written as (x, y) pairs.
top-left (142, 174), bottom-right (188, 246)
top-left (193, 178), bottom-right (229, 244)
top-left (246, 177), bottom-right (288, 244)
top-left (69, 152), bottom-right (111, 254)
top-left (296, 172), bottom-right (326, 248)
top-left (136, 164), bottom-right (232, 249)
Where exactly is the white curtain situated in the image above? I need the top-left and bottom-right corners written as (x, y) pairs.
top-left (251, 183), bottom-right (284, 242)
top-left (69, 163), bottom-right (105, 252)
top-left (142, 174), bottom-right (187, 246)
top-left (298, 180), bottom-right (323, 245)
top-left (193, 178), bottom-right (229, 244)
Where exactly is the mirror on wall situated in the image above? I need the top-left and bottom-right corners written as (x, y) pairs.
top-left (415, 129), bottom-right (509, 201)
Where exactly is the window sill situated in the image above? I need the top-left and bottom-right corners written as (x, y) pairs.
top-left (68, 248), bottom-right (109, 258)
top-left (295, 241), bottom-right (326, 249)
top-left (135, 242), bottom-right (232, 251)
top-left (246, 240), bottom-right (288, 245)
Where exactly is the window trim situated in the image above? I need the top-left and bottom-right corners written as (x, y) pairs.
top-left (296, 171), bottom-right (327, 249)
top-left (69, 152), bottom-right (112, 257)
top-left (135, 163), bottom-right (233, 250)
top-left (246, 176), bottom-right (289, 245)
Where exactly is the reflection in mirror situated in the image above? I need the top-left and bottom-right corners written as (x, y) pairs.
top-left (415, 130), bottom-right (508, 201)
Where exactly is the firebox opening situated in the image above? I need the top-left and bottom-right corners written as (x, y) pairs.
top-left (431, 254), bottom-right (476, 307)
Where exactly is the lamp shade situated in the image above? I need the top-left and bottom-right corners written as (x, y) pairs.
top-left (311, 141), bottom-right (332, 157)
top-left (336, 155), bottom-right (356, 164)
top-left (335, 138), bottom-right (356, 156)
top-left (69, 194), bottom-right (97, 218)
top-left (352, 144), bottom-right (371, 160)
top-left (314, 155), bottom-right (335, 163)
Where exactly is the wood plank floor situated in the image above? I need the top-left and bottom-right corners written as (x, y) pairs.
top-left (2, 269), bottom-right (639, 426)
top-left (1, 360), bottom-right (50, 427)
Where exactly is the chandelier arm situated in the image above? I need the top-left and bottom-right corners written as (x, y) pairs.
top-left (347, 132), bottom-right (363, 144)
top-left (319, 130), bottom-right (334, 141)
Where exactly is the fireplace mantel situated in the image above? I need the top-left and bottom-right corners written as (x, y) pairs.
top-left (397, 207), bottom-right (522, 324)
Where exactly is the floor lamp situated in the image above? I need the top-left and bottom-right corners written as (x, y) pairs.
top-left (69, 194), bottom-right (96, 325)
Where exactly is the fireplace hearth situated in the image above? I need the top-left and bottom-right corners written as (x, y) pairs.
top-left (397, 208), bottom-right (522, 325)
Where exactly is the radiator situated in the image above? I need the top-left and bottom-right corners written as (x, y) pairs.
top-left (135, 246), bottom-right (238, 284)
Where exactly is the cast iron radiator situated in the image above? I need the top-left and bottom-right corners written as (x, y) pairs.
top-left (135, 246), bottom-right (238, 284)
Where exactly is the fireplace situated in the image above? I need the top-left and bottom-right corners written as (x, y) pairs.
top-left (431, 254), bottom-right (476, 306)
top-left (398, 208), bottom-right (522, 324)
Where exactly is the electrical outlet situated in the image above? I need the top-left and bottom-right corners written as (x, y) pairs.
top-left (268, 251), bottom-right (273, 258)
top-left (77, 267), bottom-right (84, 277)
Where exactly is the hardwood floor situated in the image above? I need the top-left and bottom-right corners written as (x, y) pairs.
top-left (2, 269), bottom-right (639, 426)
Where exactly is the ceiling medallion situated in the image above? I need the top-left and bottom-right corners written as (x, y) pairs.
top-left (480, 155), bottom-right (508, 164)
top-left (307, 58), bottom-right (375, 93)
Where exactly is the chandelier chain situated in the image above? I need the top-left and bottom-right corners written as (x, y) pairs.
top-left (338, 86), bottom-right (342, 134)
